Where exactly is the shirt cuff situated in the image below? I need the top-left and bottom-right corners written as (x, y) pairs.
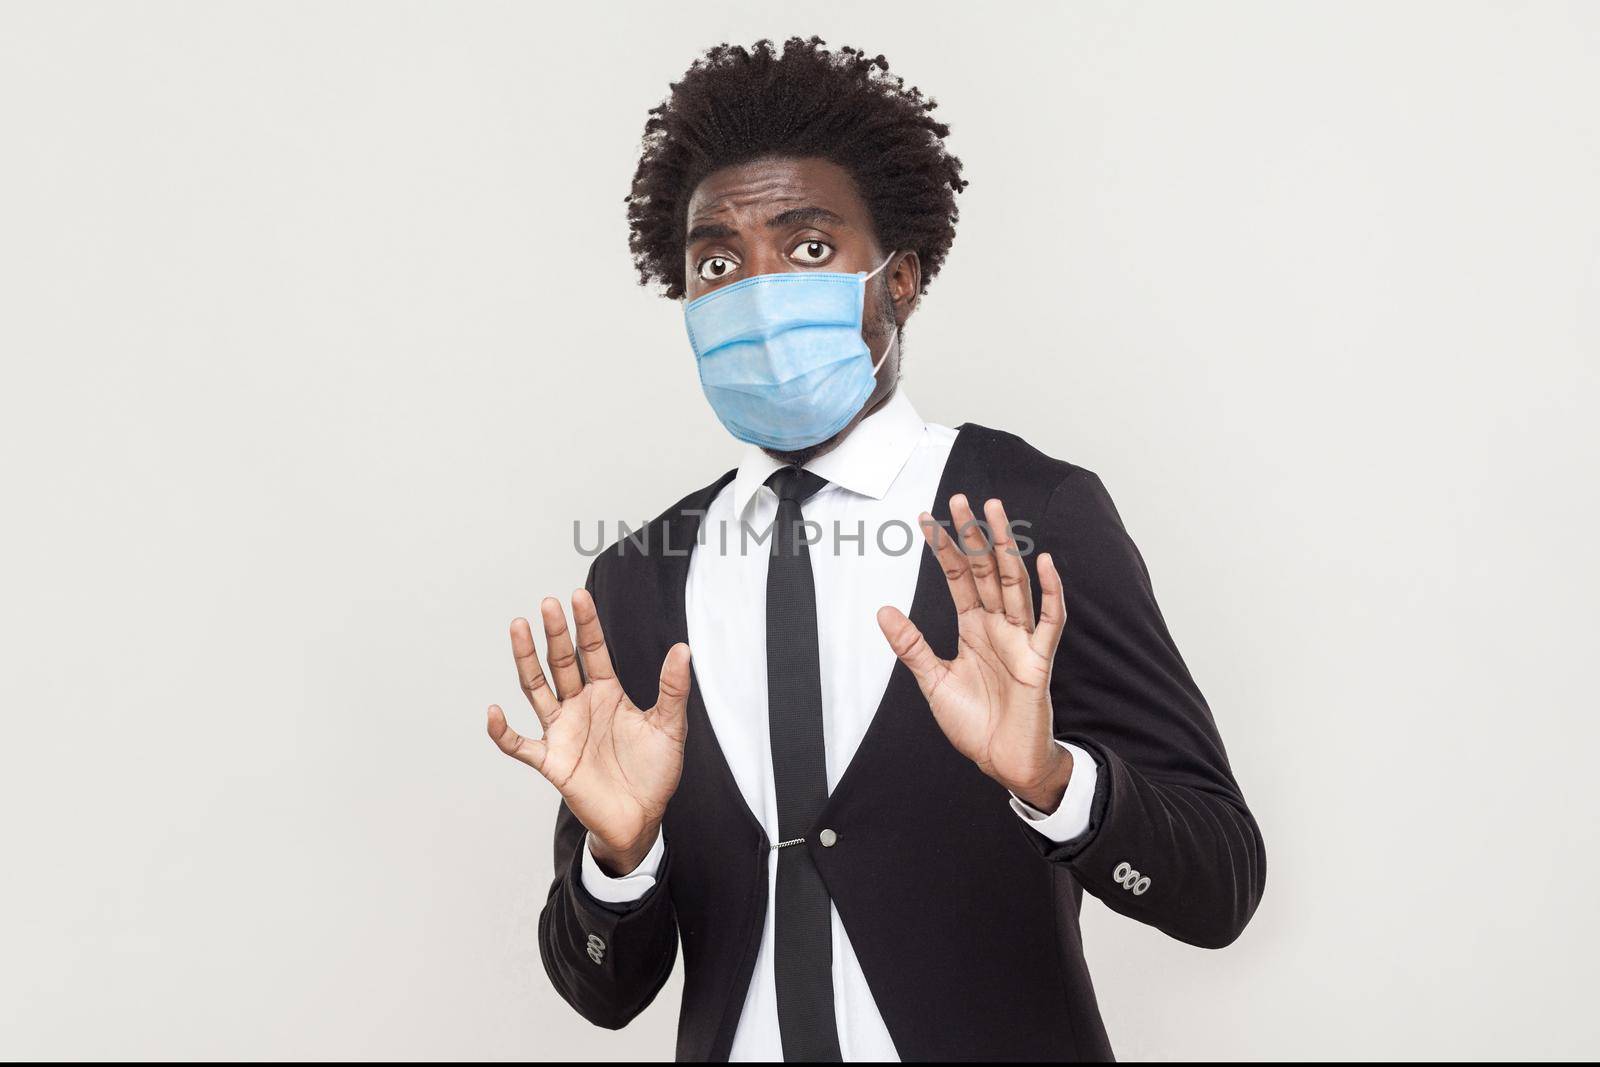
top-left (1009, 741), bottom-right (1099, 844)
top-left (578, 829), bottom-right (667, 905)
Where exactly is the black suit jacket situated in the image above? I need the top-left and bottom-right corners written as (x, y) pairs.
top-left (538, 424), bottom-right (1265, 1061)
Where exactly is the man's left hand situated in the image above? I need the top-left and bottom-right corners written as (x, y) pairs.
top-left (876, 495), bottom-right (1072, 811)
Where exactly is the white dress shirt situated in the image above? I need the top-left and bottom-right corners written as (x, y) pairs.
top-left (581, 390), bottom-right (1098, 1061)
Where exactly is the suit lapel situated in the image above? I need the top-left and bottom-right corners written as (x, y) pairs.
top-left (657, 469), bottom-right (771, 845)
top-left (820, 424), bottom-right (974, 813)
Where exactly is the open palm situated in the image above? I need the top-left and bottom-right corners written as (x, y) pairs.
top-left (877, 495), bottom-right (1072, 810)
top-left (487, 590), bottom-right (689, 873)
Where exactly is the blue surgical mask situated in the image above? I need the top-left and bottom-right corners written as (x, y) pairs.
top-left (684, 253), bottom-right (897, 452)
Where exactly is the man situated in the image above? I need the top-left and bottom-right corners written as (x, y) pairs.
top-left (487, 37), bottom-right (1264, 1062)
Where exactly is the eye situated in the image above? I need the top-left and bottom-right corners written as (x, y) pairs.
top-left (697, 256), bottom-right (738, 282)
top-left (790, 239), bottom-right (834, 265)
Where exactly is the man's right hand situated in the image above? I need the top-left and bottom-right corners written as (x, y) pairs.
top-left (487, 589), bottom-right (689, 875)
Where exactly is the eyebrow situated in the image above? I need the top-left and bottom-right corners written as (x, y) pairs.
top-left (685, 221), bottom-right (736, 243)
top-left (685, 206), bottom-right (846, 245)
top-left (765, 206), bottom-right (845, 230)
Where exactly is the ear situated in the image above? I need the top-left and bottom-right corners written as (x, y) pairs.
top-left (889, 251), bottom-right (922, 326)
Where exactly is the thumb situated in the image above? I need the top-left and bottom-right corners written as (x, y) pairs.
top-left (487, 703), bottom-right (549, 773)
top-left (651, 642), bottom-right (692, 739)
top-left (876, 606), bottom-right (944, 699)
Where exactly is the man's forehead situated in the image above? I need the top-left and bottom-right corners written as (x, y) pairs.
top-left (686, 158), bottom-right (861, 226)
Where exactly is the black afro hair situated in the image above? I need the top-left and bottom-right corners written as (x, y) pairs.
top-left (626, 37), bottom-right (967, 300)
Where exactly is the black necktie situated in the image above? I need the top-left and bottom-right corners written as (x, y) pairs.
top-left (765, 466), bottom-right (842, 1062)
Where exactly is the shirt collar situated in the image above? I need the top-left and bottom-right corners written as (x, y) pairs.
top-left (730, 389), bottom-right (928, 518)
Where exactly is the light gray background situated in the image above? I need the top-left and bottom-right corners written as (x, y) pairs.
top-left (2, 0), bottom-right (1597, 1060)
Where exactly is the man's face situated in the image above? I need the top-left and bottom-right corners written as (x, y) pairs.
top-left (683, 156), bottom-right (921, 458)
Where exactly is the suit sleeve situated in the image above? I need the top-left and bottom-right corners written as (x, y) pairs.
top-left (537, 801), bottom-right (678, 1028)
top-left (535, 557), bottom-right (679, 1028)
top-left (1027, 468), bottom-right (1267, 949)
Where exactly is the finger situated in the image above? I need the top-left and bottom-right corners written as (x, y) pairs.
top-left (486, 704), bottom-right (548, 772)
top-left (984, 498), bottom-right (1035, 631)
top-left (921, 511), bottom-right (981, 615)
top-left (540, 597), bottom-right (582, 699)
top-left (1030, 552), bottom-right (1069, 658)
top-left (570, 588), bottom-right (617, 683)
top-left (651, 642), bottom-right (692, 741)
top-left (951, 494), bottom-right (1003, 613)
top-left (877, 605), bottom-right (946, 699)
top-left (511, 617), bottom-right (558, 723)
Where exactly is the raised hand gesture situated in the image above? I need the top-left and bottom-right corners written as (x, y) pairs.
top-left (876, 495), bottom-right (1074, 811)
top-left (487, 591), bottom-right (690, 874)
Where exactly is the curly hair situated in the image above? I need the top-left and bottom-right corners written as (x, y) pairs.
top-left (626, 37), bottom-right (967, 300)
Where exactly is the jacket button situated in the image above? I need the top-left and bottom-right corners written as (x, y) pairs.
top-left (819, 828), bottom-right (838, 848)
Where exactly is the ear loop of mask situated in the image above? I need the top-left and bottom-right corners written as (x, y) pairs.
top-left (863, 250), bottom-right (899, 372)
